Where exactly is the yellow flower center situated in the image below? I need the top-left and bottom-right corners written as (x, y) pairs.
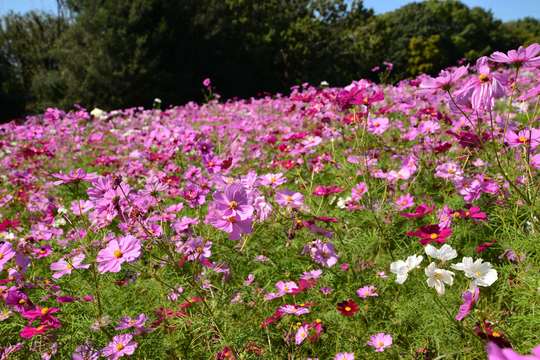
top-left (66, 263), bottom-right (73, 270)
top-left (344, 306), bottom-right (351, 312)
top-left (518, 136), bottom-right (528, 143)
top-left (0, 253), bottom-right (4, 260)
top-left (479, 74), bottom-right (489, 82)
top-left (116, 343), bottom-right (125, 351)
top-left (430, 233), bottom-right (439, 240)
top-left (228, 201), bottom-right (238, 210)
top-left (113, 249), bottom-right (123, 259)
top-left (377, 340), bottom-right (384, 348)
top-left (41, 307), bottom-right (49, 315)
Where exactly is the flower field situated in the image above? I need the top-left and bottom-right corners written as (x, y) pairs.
top-left (0, 46), bottom-right (540, 359)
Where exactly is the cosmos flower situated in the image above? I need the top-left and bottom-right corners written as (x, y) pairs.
top-left (455, 288), bottom-right (480, 321)
top-left (424, 244), bottom-right (457, 262)
top-left (489, 43), bottom-right (540, 66)
top-left (0, 242), bottom-right (16, 271)
top-left (295, 324), bottom-right (309, 345)
top-left (334, 352), bottom-right (355, 360)
top-left (275, 190), bottom-right (304, 209)
top-left (50, 254), bottom-right (90, 279)
top-left (452, 257), bottom-right (498, 289)
top-left (356, 285), bottom-right (378, 299)
top-left (96, 235), bottom-right (141, 273)
top-left (336, 299), bottom-right (359, 317)
top-left (390, 254), bottom-right (423, 284)
top-left (401, 204), bottom-right (434, 218)
top-left (101, 334), bottom-right (138, 360)
top-left (367, 333), bottom-right (393, 352)
top-left (425, 262), bottom-right (455, 295)
top-left (407, 224), bottom-right (452, 245)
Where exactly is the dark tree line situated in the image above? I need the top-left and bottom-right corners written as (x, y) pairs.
top-left (1, 0), bottom-right (539, 121)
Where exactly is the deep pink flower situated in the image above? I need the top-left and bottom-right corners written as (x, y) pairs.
top-left (407, 224), bottom-right (452, 245)
top-left (96, 235), bottom-right (141, 273)
top-left (400, 204), bottom-right (434, 219)
top-left (455, 288), bottom-right (480, 321)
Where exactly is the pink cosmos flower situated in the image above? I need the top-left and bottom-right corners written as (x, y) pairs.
top-left (351, 183), bottom-right (368, 201)
top-left (295, 324), bottom-right (309, 345)
top-left (96, 235), bottom-right (141, 273)
top-left (531, 154), bottom-right (540, 169)
top-left (486, 341), bottom-right (540, 359)
top-left (52, 168), bottom-right (98, 185)
top-left (334, 352), bottom-right (354, 360)
top-left (367, 332), bottom-right (392, 352)
top-left (395, 194), bottom-right (414, 211)
top-left (212, 184), bottom-right (254, 220)
top-left (435, 161), bottom-right (464, 182)
top-left (102, 334), bottom-right (138, 360)
top-left (505, 129), bottom-right (540, 150)
top-left (50, 254), bottom-right (90, 279)
top-left (275, 190), bottom-right (304, 209)
top-left (260, 173), bottom-right (287, 188)
top-left (489, 43), bottom-right (540, 66)
top-left (203, 78), bottom-right (211, 87)
top-left (206, 212), bottom-right (252, 241)
top-left (356, 285), bottom-right (378, 299)
top-left (115, 313), bottom-right (147, 331)
top-left (367, 117), bottom-right (390, 135)
top-left (0, 242), bottom-right (15, 271)
top-left (454, 56), bottom-right (506, 111)
top-left (420, 65), bottom-right (468, 91)
top-left (455, 288), bottom-right (480, 321)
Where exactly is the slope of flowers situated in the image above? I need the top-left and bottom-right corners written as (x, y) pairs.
top-left (0, 45), bottom-right (540, 359)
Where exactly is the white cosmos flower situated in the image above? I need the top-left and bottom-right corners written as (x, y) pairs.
top-left (452, 257), bottom-right (498, 289)
top-left (390, 254), bottom-right (423, 284)
top-left (424, 244), bottom-right (457, 262)
top-left (425, 262), bottom-right (454, 295)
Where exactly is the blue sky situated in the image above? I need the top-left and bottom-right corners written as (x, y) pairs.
top-left (0, 0), bottom-right (538, 21)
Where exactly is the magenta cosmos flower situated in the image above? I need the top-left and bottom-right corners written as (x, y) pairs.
top-left (50, 254), bottom-right (90, 279)
top-left (96, 235), bottom-right (141, 273)
top-left (102, 334), bottom-right (138, 360)
top-left (212, 183), bottom-right (254, 220)
top-left (407, 224), bottom-right (452, 245)
top-left (455, 288), bottom-right (480, 321)
top-left (367, 332), bottom-right (393, 352)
